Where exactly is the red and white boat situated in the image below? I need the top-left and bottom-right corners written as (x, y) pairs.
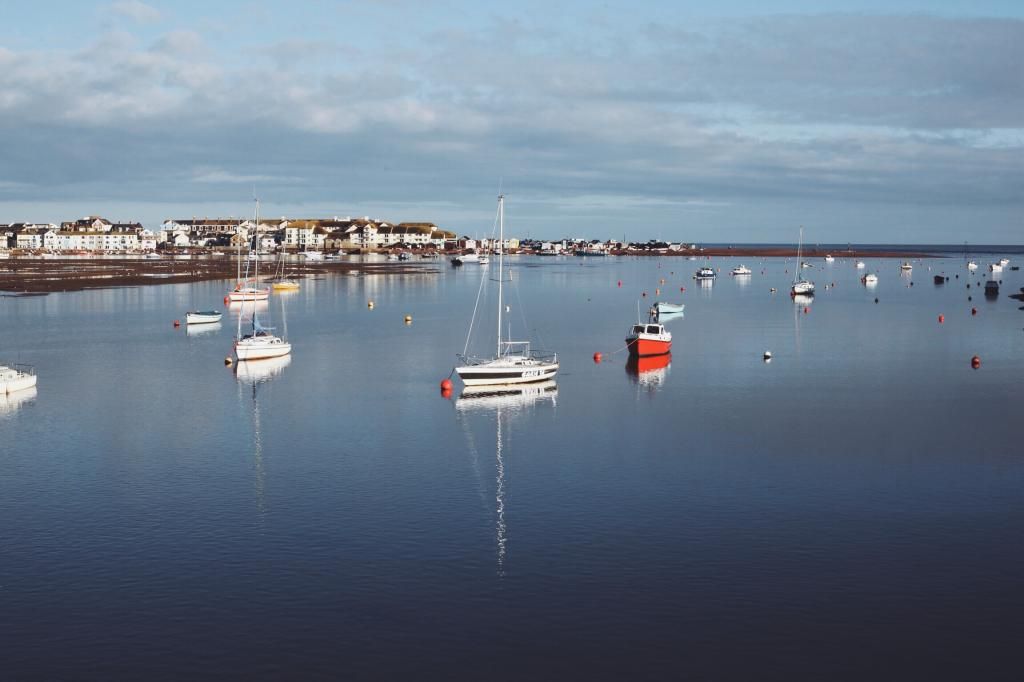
top-left (626, 320), bottom-right (671, 357)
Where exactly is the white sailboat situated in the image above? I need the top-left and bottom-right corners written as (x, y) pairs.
top-left (234, 199), bottom-right (292, 361)
top-left (455, 195), bottom-right (557, 386)
top-left (791, 227), bottom-right (815, 296)
top-left (228, 218), bottom-right (270, 302)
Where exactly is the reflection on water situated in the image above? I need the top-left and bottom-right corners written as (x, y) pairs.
top-left (792, 293), bottom-right (814, 306)
top-left (185, 322), bottom-right (222, 336)
top-left (455, 380), bottom-right (557, 576)
top-left (234, 354), bottom-right (292, 383)
top-left (626, 354), bottom-right (671, 391)
top-left (0, 386), bottom-right (37, 416)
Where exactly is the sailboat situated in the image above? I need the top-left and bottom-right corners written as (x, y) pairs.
top-left (271, 250), bottom-right (300, 291)
top-left (228, 218), bottom-right (270, 302)
top-left (234, 199), bottom-right (292, 361)
top-left (455, 195), bottom-right (558, 386)
top-left (791, 226), bottom-right (815, 296)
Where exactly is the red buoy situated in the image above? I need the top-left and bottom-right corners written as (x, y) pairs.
top-left (938, 314), bottom-right (944, 323)
top-left (971, 355), bottom-right (981, 369)
top-left (617, 280), bottom-right (622, 287)
top-left (223, 295), bottom-right (230, 304)
top-left (971, 307), bottom-right (977, 315)
top-left (173, 320), bottom-right (180, 327)
top-left (440, 378), bottom-right (453, 391)
top-left (440, 387), bottom-right (452, 399)
top-left (804, 306), bottom-right (810, 314)
top-left (593, 352), bottom-right (602, 363)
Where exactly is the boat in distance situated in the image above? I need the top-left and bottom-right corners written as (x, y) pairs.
top-left (695, 266), bottom-right (716, 280)
top-left (0, 363), bottom-right (37, 394)
top-left (862, 273), bottom-right (878, 285)
top-left (791, 226), bottom-right (815, 296)
top-left (185, 310), bottom-right (222, 324)
top-left (731, 265), bottom-right (752, 275)
top-left (901, 262), bottom-right (913, 271)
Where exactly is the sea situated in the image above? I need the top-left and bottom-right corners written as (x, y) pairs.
top-left (2, 251), bottom-right (1022, 680)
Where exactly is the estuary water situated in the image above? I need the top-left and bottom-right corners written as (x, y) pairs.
top-left (2, 254), bottom-right (1023, 680)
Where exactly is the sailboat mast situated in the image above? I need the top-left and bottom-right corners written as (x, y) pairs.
top-left (496, 194), bottom-right (504, 359)
top-left (252, 198), bottom-right (260, 334)
top-left (794, 225), bottom-right (803, 285)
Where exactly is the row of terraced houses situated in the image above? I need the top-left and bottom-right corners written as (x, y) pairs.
top-left (2, 215), bottom-right (462, 253)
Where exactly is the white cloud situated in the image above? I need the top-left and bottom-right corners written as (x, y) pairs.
top-left (109, 0), bottom-right (163, 24)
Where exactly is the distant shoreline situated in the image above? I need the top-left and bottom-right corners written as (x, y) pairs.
top-left (0, 257), bottom-right (433, 294)
top-left (610, 247), bottom-right (939, 258)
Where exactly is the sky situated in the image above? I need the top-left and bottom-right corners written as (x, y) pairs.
top-left (0, 0), bottom-right (1022, 243)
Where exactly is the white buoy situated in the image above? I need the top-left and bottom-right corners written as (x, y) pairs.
top-left (763, 350), bottom-right (772, 361)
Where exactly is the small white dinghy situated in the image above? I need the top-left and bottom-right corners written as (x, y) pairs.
top-left (186, 310), bottom-right (222, 325)
top-left (0, 363), bottom-right (37, 394)
top-left (654, 301), bottom-right (686, 315)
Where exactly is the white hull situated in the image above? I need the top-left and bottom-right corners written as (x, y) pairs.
top-left (655, 302), bottom-right (685, 314)
top-left (234, 337), bottom-right (292, 360)
top-left (856, 261), bottom-right (866, 269)
top-left (967, 262), bottom-right (978, 271)
top-left (456, 361), bottom-right (559, 386)
top-left (0, 366), bottom-right (37, 394)
top-left (186, 312), bottom-right (222, 324)
top-left (990, 263), bottom-right (1003, 273)
top-left (301, 252), bottom-right (324, 261)
top-left (228, 288), bottom-right (270, 302)
top-left (792, 281), bottom-right (815, 295)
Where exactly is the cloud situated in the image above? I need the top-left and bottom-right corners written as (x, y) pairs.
top-left (109, 0), bottom-right (162, 24)
top-left (0, 12), bottom-right (1021, 241)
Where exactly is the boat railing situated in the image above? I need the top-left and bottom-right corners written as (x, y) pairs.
top-left (12, 363), bottom-right (35, 376)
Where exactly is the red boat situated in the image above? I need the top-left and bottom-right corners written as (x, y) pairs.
top-left (626, 321), bottom-right (672, 357)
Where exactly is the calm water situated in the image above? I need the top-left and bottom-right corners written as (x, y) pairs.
top-left (2, 254), bottom-right (1023, 680)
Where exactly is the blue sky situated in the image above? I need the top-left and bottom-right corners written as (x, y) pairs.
top-left (1, 0), bottom-right (1021, 242)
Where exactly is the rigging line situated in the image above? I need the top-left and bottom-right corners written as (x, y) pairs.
top-left (462, 204), bottom-right (502, 357)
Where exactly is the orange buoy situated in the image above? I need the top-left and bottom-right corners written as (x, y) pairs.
top-left (971, 355), bottom-right (981, 369)
top-left (593, 352), bottom-right (602, 363)
top-left (441, 387), bottom-right (452, 399)
top-left (971, 307), bottom-right (977, 315)
top-left (938, 314), bottom-right (944, 323)
top-left (804, 306), bottom-right (810, 314)
top-left (440, 378), bottom-right (453, 391)
top-left (173, 320), bottom-right (180, 327)
top-left (404, 314), bottom-right (412, 323)
top-left (368, 300), bottom-right (375, 309)
top-left (223, 295), bottom-right (230, 304)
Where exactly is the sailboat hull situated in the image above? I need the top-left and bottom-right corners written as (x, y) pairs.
top-left (455, 359), bottom-right (559, 386)
top-left (234, 338), bottom-right (292, 360)
top-left (229, 288), bottom-right (270, 302)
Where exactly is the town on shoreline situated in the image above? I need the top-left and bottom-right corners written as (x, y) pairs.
top-left (2, 213), bottom-right (940, 260)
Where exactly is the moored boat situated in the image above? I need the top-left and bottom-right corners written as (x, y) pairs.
top-left (862, 273), bottom-right (878, 285)
top-left (301, 251), bottom-right (324, 261)
top-left (654, 301), bottom-right (685, 315)
top-left (695, 266), bottom-right (716, 280)
top-left (990, 262), bottom-right (1003, 273)
top-left (731, 265), bottom-right (752, 275)
top-left (0, 363), bottom-right (37, 394)
top-left (626, 319), bottom-right (671, 357)
top-left (185, 310), bottom-right (222, 324)
top-left (455, 195), bottom-right (557, 387)
top-left (900, 261), bottom-right (913, 271)
top-left (791, 227), bottom-right (815, 296)
top-left (824, 254), bottom-right (835, 263)
top-left (967, 261), bottom-right (978, 271)
top-left (856, 261), bottom-right (866, 269)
